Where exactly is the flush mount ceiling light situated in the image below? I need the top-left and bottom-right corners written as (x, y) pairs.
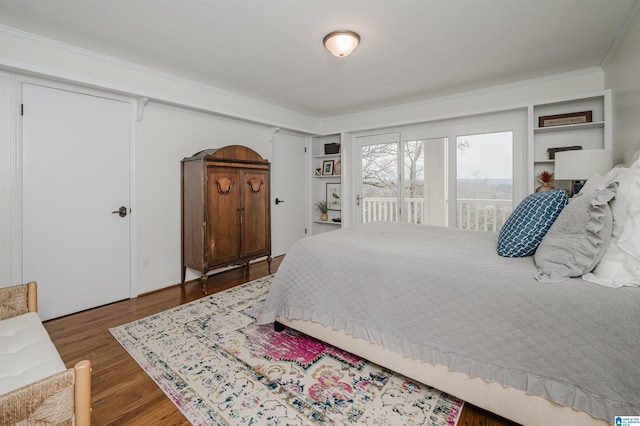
top-left (323, 30), bottom-right (360, 57)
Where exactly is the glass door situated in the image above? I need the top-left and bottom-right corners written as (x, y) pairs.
top-left (353, 111), bottom-right (525, 229)
top-left (356, 133), bottom-right (400, 223)
top-left (402, 138), bottom-right (448, 225)
top-left (355, 133), bottom-right (448, 225)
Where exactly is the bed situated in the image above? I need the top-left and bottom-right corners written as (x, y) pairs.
top-left (258, 161), bottom-right (640, 425)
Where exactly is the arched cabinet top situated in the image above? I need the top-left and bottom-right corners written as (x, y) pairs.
top-left (184, 145), bottom-right (269, 164)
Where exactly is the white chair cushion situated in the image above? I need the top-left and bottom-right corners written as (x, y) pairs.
top-left (0, 312), bottom-right (66, 394)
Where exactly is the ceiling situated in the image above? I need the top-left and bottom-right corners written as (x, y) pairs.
top-left (0, 0), bottom-right (638, 119)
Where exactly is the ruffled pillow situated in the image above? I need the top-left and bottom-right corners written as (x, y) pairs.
top-left (582, 162), bottom-right (640, 287)
top-left (534, 182), bottom-right (616, 282)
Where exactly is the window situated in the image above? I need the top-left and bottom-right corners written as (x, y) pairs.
top-left (456, 132), bottom-right (513, 232)
top-left (353, 112), bottom-right (525, 231)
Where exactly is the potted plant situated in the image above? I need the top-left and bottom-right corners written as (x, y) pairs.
top-left (536, 170), bottom-right (555, 192)
top-left (316, 200), bottom-right (329, 221)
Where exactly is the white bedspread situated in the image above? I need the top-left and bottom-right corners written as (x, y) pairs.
top-left (259, 221), bottom-right (640, 423)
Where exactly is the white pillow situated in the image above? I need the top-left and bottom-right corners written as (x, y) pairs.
top-left (582, 160), bottom-right (640, 287)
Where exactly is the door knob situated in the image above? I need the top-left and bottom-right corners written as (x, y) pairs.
top-left (275, 198), bottom-right (285, 205)
top-left (111, 206), bottom-right (128, 217)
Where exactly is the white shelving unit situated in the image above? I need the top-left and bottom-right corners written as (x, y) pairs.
top-left (528, 91), bottom-right (612, 192)
top-left (310, 134), bottom-right (342, 235)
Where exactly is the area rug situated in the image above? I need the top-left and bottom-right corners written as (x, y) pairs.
top-left (110, 275), bottom-right (464, 425)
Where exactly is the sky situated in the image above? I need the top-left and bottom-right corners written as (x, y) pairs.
top-left (456, 131), bottom-right (513, 180)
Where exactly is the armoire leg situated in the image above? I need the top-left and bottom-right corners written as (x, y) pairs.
top-left (200, 275), bottom-right (208, 295)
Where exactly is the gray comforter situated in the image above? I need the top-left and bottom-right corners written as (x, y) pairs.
top-left (258, 221), bottom-right (640, 423)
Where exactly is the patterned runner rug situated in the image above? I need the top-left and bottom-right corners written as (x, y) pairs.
top-left (110, 275), bottom-right (464, 425)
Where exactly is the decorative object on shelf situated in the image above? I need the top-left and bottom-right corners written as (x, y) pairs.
top-left (315, 168), bottom-right (322, 176)
top-left (332, 218), bottom-right (341, 223)
top-left (547, 145), bottom-right (582, 160)
top-left (535, 170), bottom-right (555, 192)
top-left (326, 183), bottom-right (341, 211)
top-left (554, 149), bottom-right (614, 196)
top-left (322, 160), bottom-right (334, 175)
top-left (538, 111), bottom-right (592, 128)
top-left (316, 200), bottom-right (329, 221)
top-left (323, 30), bottom-right (360, 57)
top-left (334, 160), bottom-right (341, 175)
top-left (324, 143), bottom-right (341, 154)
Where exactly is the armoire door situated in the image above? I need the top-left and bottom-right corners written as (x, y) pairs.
top-left (21, 82), bottom-right (132, 320)
top-left (242, 169), bottom-right (270, 258)
top-left (207, 166), bottom-right (241, 265)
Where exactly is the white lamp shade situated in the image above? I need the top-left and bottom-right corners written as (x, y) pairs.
top-left (323, 31), bottom-right (360, 57)
top-left (554, 149), bottom-right (614, 180)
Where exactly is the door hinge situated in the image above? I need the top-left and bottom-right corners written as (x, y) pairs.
top-left (304, 147), bottom-right (307, 153)
top-left (305, 228), bottom-right (308, 234)
top-left (21, 104), bottom-right (24, 116)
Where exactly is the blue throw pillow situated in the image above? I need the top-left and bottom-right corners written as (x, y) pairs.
top-left (497, 189), bottom-right (568, 257)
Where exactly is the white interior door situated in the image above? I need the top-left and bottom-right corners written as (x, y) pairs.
top-left (22, 82), bottom-right (132, 320)
top-left (271, 132), bottom-right (306, 257)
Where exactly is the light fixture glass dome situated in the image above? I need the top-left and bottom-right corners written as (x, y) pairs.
top-left (323, 30), bottom-right (360, 57)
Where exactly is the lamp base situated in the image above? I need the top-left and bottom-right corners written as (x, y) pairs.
top-left (573, 181), bottom-right (585, 196)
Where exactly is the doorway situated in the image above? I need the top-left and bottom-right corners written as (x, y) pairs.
top-left (271, 132), bottom-right (306, 256)
top-left (355, 132), bottom-right (448, 226)
top-left (21, 82), bottom-right (133, 320)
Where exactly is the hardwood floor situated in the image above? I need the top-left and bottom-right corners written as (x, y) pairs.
top-left (43, 257), bottom-right (518, 425)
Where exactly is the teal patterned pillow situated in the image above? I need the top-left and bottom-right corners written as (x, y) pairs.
top-left (497, 189), bottom-right (568, 257)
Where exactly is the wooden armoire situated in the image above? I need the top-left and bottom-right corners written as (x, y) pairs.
top-left (181, 145), bottom-right (271, 293)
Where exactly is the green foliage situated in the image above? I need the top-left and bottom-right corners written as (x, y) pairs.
top-left (316, 200), bottom-right (328, 213)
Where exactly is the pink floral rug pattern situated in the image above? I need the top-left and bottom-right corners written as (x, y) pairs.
top-left (110, 275), bottom-right (464, 425)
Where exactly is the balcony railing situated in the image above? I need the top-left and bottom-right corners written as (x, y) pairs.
top-left (457, 198), bottom-right (512, 232)
top-left (362, 197), bottom-right (512, 232)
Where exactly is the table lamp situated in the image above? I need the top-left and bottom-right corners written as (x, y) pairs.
top-left (554, 149), bottom-right (613, 195)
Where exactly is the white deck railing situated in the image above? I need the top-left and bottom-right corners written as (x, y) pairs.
top-left (362, 197), bottom-right (512, 232)
top-left (457, 198), bottom-right (512, 232)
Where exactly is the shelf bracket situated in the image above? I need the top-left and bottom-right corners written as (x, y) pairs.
top-left (137, 96), bottom-right (149, 121)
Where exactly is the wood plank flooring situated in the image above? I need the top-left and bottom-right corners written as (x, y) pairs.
top-left (43, 257), bottom-right (518, 425)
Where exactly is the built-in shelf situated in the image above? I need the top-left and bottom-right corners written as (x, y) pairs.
top-left (313, 220), bottom-right (341, 225)
top-left (533, 121), bottom-right (605, 134)
top-left (530, 91), bottom-right (611, 192)
top-left (312, 153), bottom-right (341, 159)
top-left (310, 134), bottom-right (342, 235)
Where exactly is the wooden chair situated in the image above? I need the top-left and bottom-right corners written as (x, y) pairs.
top-left (0, 282), bottom-right (91, 425)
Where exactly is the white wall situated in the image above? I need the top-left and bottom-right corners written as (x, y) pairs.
top-left (320, 69), bottom-right (605, 135)
top-left (604, 9), bottom-right (640, 162)
top-left (135, 102), bottom-right (275, 294)
top-left (0, 73), bottom-right (11, 285)
top-left (0, 26), bottom-right (318, 134)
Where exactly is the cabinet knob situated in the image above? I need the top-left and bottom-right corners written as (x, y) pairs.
top-left (275, 198), bottom-right (285, 205)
